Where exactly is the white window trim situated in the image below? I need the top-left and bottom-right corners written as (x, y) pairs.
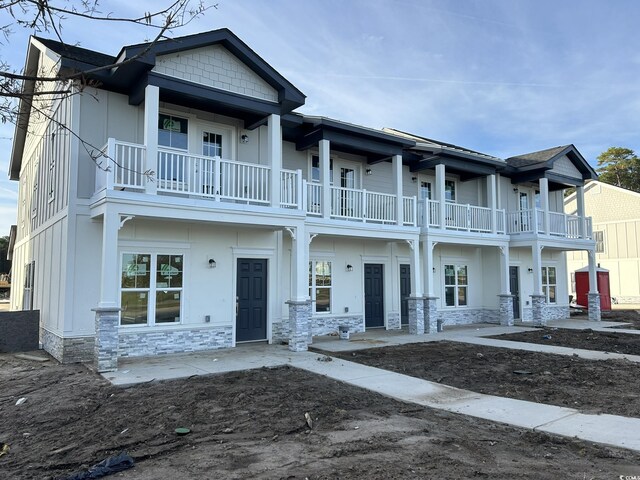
top-left (309, 258), bottom-right (332, 315)
top-left (442, 263), bottom-right (469, 308)
top-left (593, 230), bottom-right (605, 254)
top-left (119, 250), bottom-right (186, 328)
top-left (541, 265), bottom-right (557, 304)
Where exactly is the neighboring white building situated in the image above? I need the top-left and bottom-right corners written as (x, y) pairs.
top-left (8, 29), bottom-right (600, 371)
top-left (565, 181), bottom-right (640, 304)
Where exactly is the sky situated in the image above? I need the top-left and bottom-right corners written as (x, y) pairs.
top-left (1, 0), bottom-right (639, 235)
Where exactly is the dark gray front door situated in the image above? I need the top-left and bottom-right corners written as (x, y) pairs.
top-left (365, 264), bottom-right (384, 328)
top-left (509, 266), bottom-right (520, 320)
top-left (400, 264), bottom-right (411, 325)
top-left (236, 258), bottom-right (267, 342)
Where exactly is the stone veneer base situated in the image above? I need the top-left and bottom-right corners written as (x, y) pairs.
top-left (273, 314), bottom-right (364, 343)
top-left (41, 328), bottom-right (94, 363)
top-left (118, 325), bottom-right (233, 358)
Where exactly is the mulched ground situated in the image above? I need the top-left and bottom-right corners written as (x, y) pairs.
top-left (2, 352), bottom-right (640, 479)
top-left (332, 341), bottom-right (640, 418)
top-left (571, 309), bottom-right (640, 329)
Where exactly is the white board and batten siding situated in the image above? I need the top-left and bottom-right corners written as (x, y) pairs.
top-left (153, 45), bottom-right (278, 102)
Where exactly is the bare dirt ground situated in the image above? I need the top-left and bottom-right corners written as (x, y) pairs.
top-left (572, 309), bottom-right (640, 329)
top-left (2, 353), bottom-right (640, 479)
top-left (332, 341), bottom-right (640, 418)
top-left (489, 327), bottom-right (640, 355)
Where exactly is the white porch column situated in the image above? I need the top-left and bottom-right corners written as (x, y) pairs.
top-left (409, 238), bottom-right (423, 297)
top-left (93, 207), bottom-right (120, 372)
top-left (99, 209), bottom-right (120, 308)
top-left (576, 185), bottom-right (586, 238)
top-left (287, 224), bottom-right (311, 351)
top-left (435, 164), bottom-right (446, 229)
top-left (587, 248), bottom-right (601, 321)
top-left (423, 239), bottom-right (435, 296)
top-left (319, 139), bottom-right (331, 219)
top-left (488, 174), bottom-right (497, 234)
top-left (392, 154), bottom-right (404, 225)
top-left (531, 243), bottom-right (545, 326)
top-left (143, 84), bottom-right (159, 195)
top-left (499, 246), bottom-right (510, 295)
top-left (532, 243), bottom-right (543, 296)
top-left (268, 113), bottom-right (282, 208)
top-left (290, 225), bottom-right (309, 302)
top-left (540, 178), bottom-right (550, 235)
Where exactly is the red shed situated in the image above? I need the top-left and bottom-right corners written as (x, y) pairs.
top-left (574, 265), bottom-right (611, 310)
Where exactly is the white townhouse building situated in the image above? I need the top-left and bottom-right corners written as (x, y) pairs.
top-left (8, 29), bottom-right (601, 371)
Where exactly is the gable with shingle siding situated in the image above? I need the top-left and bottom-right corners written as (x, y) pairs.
top-left (550, 155), bottom-right (582, 178)
top-left (153, 45), bottom-right (278, 102)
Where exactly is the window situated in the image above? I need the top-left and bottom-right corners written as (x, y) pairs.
top-left (594, 231), bottom-right (605, 253)
top-left (202, 131), bottom-right (222, 157)
top-left (445, 180), bottom-right (456, 202)
top-left (444, 264), bottom-right (467, 307)
top-left (158, 114), bottom-right (188, 150)
top-left (541, 266), bottom-right (557, 304)
top-left (22, 261), bottom-right (35, 310)
top-left (120, 253), bottom-right (183, 326)
top-left (311, 155), bottom-right (333, 183)
top-left (309, 260), bottom-right (332, 313)
top-left (420, 181), bottom-right (431, 201)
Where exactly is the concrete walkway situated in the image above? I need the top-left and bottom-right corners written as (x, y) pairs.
top-left (103, 330), bottom-right (640, 453)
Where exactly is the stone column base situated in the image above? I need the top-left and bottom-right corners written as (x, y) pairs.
top-left (286, 300), bottom-right (311, 352)
top-left (93, 306), bottom-right (120, 372)
top-left (531, 294), bottom-right (546, 326)
top-left (498, 294), bottom-right (514, 326)
top-left (407, 297), bottom-right (425, 335)
top-left (588, 293), bottom-right (602, 322)
top-left (424, 296), bottom-right (439, 334)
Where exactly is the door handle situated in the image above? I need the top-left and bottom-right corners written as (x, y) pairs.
top-left (235, 296), bottom-right (239, 316)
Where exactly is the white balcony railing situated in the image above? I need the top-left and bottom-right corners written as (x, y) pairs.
top-left (419, 200), bottom-right (504, 233)
top-left (305, 181), bottom-right (322, 216)
top-left (97, 139), bottom-right (421, 227)
top-left (506, 209), bottom-right (592, 239)
top-left (403, 196), bottom-right (417, 226)
top-left (281, 169), bottom-right (302, 209)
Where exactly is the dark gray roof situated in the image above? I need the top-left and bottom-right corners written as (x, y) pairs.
top-left (506, 146), bottom-right (569, 168)
top-left (33, 37), bottom-right (115, 67)
top-left (383, 128), bottom-right (502, 162)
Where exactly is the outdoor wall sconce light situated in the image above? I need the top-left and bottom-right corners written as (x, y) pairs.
top-left (208, 259), bottom-right (217, 269)
top-left (365, 169), bottom-right (372, 176)
top-left (346, 264), bottom-right (354, 272)
top-left (527, 267), bottom-right (533, 273)
top-left (513, 187), bottom-right (519, 192)
top-left (240, 134), bottom-right (249, 144)
top-left (412, 176), bottom-right (418, 183)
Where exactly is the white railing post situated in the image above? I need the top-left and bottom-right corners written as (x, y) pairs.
top-left (302, 179), bottom-right (308, 213)
top-left (105, 138), bottom-right (115, 190)
top-left (412, 196), bottom-right (417, 227)
top-left (466, 204), bottom-right (471, 231)
top-left (296, 169), bottom-right (303, 211)
top-left (362, 189), bottom-right (368, 223)
top-left (532, 208), bottom-right (539, 234)
top-left (214, 157), bottom-right (221, 201)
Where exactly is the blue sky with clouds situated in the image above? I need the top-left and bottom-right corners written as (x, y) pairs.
top-left (1, 0), bottom-right (639, 235)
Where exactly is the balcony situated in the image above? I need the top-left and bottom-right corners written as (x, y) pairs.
top-left (418, 200), bottom-right (506, 234)
top-left (304, 183), bottom-right (416, 226)
top-left (506, 209), bottom-right (592, 239)
top-left (95, 139), bottom-right (417, 226)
